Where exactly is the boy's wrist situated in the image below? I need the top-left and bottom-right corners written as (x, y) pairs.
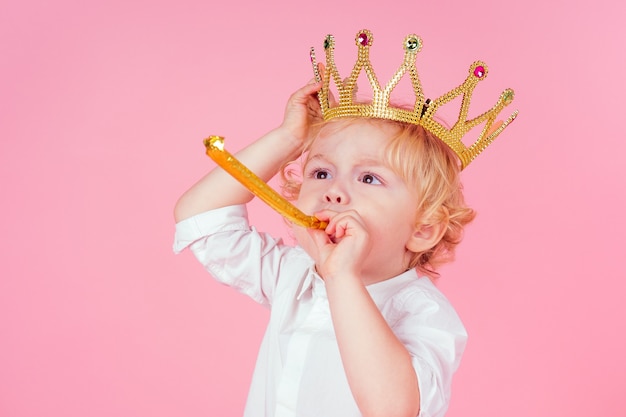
top-left (271, 126), bottom-right (305, 158)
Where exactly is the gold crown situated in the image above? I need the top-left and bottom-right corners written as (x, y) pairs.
top-left (310, 29), bottom-right (517, 169)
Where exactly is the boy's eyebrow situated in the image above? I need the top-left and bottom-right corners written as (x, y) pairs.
top-left (304, 153), bottom-right (329, 167)
top-left (308, 152), bottom-right (380, 163)
top-left (306, 153), bottom-right (324, 162)
top-left (306, 153), bottom-right (388, 169)
top-left (355, 157), bottom-right (386, 167)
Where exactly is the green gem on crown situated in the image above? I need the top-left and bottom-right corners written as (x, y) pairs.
top-left (405, 36), bottom-right (420, 51)
top-left (324, 36), bottom-right (332, 50)
top-left (503, 90), bottom-right (514, 104)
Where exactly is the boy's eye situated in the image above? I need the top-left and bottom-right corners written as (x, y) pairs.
top-left (360, 173), bottom-right (382, 185)
top-left (313, 169), bottom-right (330, 179)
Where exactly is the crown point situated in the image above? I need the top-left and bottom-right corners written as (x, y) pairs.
top-left (503, 89), bottom-right (514, 104)
top-left (324, 35), bottom-right (333, 50)
top-left (404, 35), bottom-right (422, 52)
top-left (473, 65), bottom-right (486, 78)
top-left (357, 32), bottom-right (370, 46)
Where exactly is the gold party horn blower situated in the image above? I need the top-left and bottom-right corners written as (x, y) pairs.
top-left (204, 136), bottom-right (328, 230)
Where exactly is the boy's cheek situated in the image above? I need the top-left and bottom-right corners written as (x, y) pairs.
top-left (294, 190), bottom-right (317, 213)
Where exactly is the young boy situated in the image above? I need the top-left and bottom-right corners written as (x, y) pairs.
top-left (173, 30), bottom-right (515, 417)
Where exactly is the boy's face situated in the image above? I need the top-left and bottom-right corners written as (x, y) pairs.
top-left (294, 121), bottom-right (422, 283)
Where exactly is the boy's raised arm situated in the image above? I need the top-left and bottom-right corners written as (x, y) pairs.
top-left (174, 81), bottom-right (322, 223)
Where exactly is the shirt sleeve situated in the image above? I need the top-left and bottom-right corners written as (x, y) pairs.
top-left (173, 205), bottom-right (294, 306)
top-left (392, 286), bottom-right (468, 417)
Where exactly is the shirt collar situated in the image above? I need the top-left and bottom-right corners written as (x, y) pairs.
top-left (296, 267), bottom-right (423, 302)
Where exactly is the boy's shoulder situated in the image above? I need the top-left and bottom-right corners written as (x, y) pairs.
top-left (368, 271), bottom-right (464, 328)
top-left (368, 270), bottom-right (446, 303)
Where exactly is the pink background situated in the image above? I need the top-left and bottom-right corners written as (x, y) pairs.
top-left (2, 0), bottom-right (625, 416)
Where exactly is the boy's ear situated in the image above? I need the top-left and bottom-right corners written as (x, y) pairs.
top-left (406, 221), bottom-right (447, 254)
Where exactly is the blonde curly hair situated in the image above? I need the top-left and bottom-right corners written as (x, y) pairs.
top-left (281, 118), bottom-right (476, 278)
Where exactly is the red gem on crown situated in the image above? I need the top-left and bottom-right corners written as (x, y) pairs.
top-left (358, 32), bottom-right (369, 46)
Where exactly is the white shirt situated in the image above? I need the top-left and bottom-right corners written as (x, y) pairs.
top-left (174, 205), bottom-right (467, 417)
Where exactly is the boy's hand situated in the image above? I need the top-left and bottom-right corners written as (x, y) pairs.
top-left (279, 67), bottom-right (324, 146)
top-left (307, 209), bottom-right (372, 282)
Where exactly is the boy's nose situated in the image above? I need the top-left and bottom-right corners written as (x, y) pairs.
top-left (324, 188), bottom-right (348, 204)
